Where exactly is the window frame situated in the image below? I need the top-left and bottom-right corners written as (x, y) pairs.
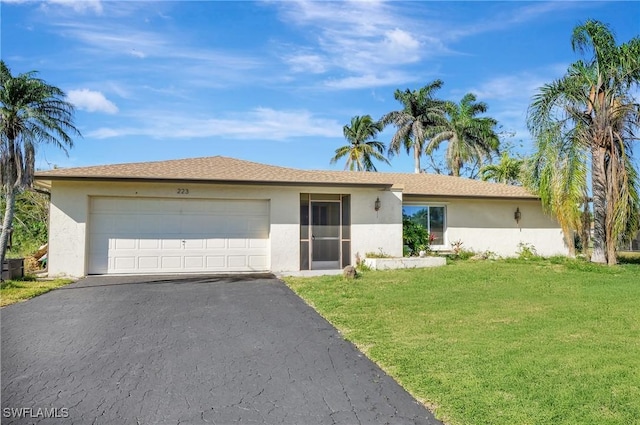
top-left (402, 203), bottom-right (448, 250)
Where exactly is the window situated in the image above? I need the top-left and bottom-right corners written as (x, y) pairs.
top-left (402, 205), bottom-right (446, 246)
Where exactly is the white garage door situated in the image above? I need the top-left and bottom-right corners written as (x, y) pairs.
top-left (88, 197), bottom-right (270, 274)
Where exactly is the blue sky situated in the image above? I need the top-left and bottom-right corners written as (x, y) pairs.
top-left (2, 0), bottom-right (639, 173)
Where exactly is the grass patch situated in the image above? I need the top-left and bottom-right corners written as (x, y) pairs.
top-left (1, 277), bottom-right (74, 307)
top-left (284, 259), bottom-right (640, 425)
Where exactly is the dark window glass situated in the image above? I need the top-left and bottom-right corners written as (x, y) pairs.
top-left (402, 205), bottom-right (446, 245)
top-left (300, 194), bottom-right (309, 240)
top-left (429, 207), bottom-right (445, 245)
top-left (342, 241), bottom-right (351, 267)
top-left (341, 195), bottom-right (351, 240)
top-left (300, 241), bottom-right (309, 270)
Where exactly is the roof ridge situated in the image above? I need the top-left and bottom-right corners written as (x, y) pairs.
top-left (36, 155), bottom-right (310, 174)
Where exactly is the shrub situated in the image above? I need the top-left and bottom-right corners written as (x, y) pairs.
top-left (402, 218), bottom-right (429, 256)
top-left (2, 190), bottom-right (49, 258)
top-left (354, 252), bottom-right (371, 272)
top-left (517, 242), bottom-right (539, 260)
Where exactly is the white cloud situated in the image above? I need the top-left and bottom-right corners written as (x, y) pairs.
top-left (55, 23), bottom-right (165, 58)
top-left (273, 0), bottom-right (433, 88)
top-left (469, 65), bottom-right (568, 101)
top-left (87, 108), bottom-right (342, 140)
top-left (286, 54), bottom-right (328, 74)
top-left (48, 0), bottom-right (103, 14)
top-left (384, 28), bottom-right (420, 51)
top-left (463, 66), bottom-right (572, 145)
top-left (6, 0), bottom-right (105, 14)
top-left (54, 22), bottom-right (262, 82)
top-left (67, 89), bottom-right (118, 114)
top-left (324, 72), bottom-right (421, 90)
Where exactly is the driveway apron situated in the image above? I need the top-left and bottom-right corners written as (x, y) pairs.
top-left (1, 275), bottom-right (441, 424)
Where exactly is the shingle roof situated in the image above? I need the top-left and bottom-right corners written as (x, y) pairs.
top-left (35, 155), bottom-right (537, 199)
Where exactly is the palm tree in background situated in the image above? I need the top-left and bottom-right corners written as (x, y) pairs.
top-left (381, 80), bottom-right (446, 173)
top-left (331, 115), bottom-right (389, 171)
top-left (480, 151), bottom-right (524, 185)
top-left (1, 61), bottom-right (80, 271)
top-left (526, 20), bottom-right (640, 264)
top-left (426, 93), bottom-right (500, 177)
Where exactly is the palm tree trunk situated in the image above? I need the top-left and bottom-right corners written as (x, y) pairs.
top-left (452, 158), bottom-right (462, 177)
top-left (561, 223), bottom-right (576, 257)
top-left (605, 142), bottom-right (619, 265)
top-left (591, 145), bottom-right (607, 264)
top-left (580, 196), bottom-right (591, 258)
top-left (0, 186), bottom-right (17, 278)
top-left (414, 144), bottom-right (421, 174)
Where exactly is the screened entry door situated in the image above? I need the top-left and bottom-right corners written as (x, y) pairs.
top-left (311, 201), bottom-right (341, 269)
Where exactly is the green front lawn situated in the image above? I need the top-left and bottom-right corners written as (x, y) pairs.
top-left (284, 258), bottom-right (640, 425)
top-left (1, 277), bottom-right (74, 307)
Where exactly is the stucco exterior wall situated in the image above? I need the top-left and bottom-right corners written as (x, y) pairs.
top-left (443, 198), bottom-right (568, 257)
top-left (47, 181), bottom-right (399, 277)
top-left (47, 180), bottom-right (566, 277)
top-left (351, 189), bottom-right (403, 259)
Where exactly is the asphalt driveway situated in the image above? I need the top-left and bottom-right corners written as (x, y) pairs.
top-left (1, 275), bottom-right (440, 425)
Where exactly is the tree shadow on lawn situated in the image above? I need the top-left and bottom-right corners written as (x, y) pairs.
top-left (618, 253), bottom-right (640, 265)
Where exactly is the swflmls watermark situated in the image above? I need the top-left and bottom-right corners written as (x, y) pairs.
top-left (2, 407), bottom-right (69, 419)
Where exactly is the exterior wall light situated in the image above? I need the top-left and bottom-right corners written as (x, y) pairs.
top-left (514, 207), bottom-right (522, 224)
top-left (374, 197), bottom-right (381, 212)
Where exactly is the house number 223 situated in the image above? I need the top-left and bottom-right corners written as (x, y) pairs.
top-left (177, 188), bottom-right (189, 194)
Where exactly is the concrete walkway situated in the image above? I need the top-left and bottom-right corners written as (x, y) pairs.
top-left (1, 274), bottom-right (441, 424)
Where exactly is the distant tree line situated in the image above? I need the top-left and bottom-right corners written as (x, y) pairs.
top-left (331, 79), bottom-right (516, 181)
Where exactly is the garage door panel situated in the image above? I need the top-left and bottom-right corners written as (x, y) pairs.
top-left (228, 239), bottom-right (247, 249)
top-left (161, 239), bottom-right (182, 250)
top-left (114, 257), bottom-right (136, 270)
top-left (228, 255), bottom-right (247, 268)
top-left (206, 256), bottom-right (225, 268)
top-left (139, 239), bottom-right (160, 250)
top-left (249, 239), bottom-right (268, 249)
top-left (88, 198), bottom-right (270, 274)
top-left (206, 239), bottom-right (226, 249)
top-left (184, 239), bottom-right (205, 249)
top-left (138, 257), bottom-right (159, 269)
top-left (249, 255), bottom-right (268, 268)
top-left (161, 256), bottom-right (181, 269)
top-left (184, 257), bottom-right (204, 269)
top-left (114, 239), bottom-right (136, 250)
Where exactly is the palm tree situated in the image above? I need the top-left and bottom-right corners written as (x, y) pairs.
top-left (330, 115), bottom-right (389, 171)
top-left (381, 80), bottom-right (446, 173)
top-left (426, 93), bottom-right (500, 177)
top-left (1, 61), bottom-right (80, 271)
top-left (526, 20), bottom-right (640, 265)
top-left (480, 151), bottom-right (524, 185)
top-left (523, 126), bottom-right (589, 257)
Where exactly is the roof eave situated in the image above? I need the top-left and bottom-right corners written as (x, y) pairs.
top-left (402, 193), bottom-right (539, 201)
top-left (33, 175), bottom-right (394, 190)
